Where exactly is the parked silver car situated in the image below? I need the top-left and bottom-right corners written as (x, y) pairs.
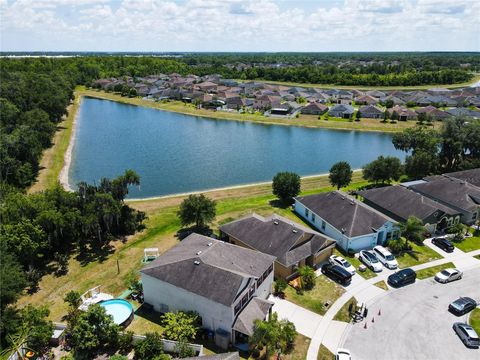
top-left (453, 322), bottom-right (480, 348)
top-left (359, 250), bottom-right (383, 272)
top-left (434, 268), bottom-right (462, 283)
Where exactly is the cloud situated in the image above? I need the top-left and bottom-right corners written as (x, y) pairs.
top-left (0, 0), bottom-right (478, 51)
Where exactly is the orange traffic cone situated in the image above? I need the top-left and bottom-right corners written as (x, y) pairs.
top-left (371, 317), bottom-right (375, 323)
top-left (378, 309), bottom-right (381, 316)
top-left (364, 322), bottom-right (368, 329)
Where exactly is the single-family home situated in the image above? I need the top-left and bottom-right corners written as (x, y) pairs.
top-left (219, 214), bottom-right (336, 280)
top-left (141, 234), bottom-right (276, 349)
top-left (446, 107), bottom-right (480, 119)
top-left (415, 106), bottom-right (450, 120)
top-left (444, 168), bottom-right (480, 188)
top-left (328, 104), bottom-right (355, 119)
top-left (358, 105), bottom-right (384, 119)
top-left (388, 105), bottom-right (417, 121)
top-left (358, 186), bottom-right (461, 234)
top-left (354, 95), bottom-right (377, 105)
top-left (407, 176), bottom-right (480, 225)
top-left (301, 102), bottom-right (328, 115)
top-left (294, 191), bottom-right (399, 253)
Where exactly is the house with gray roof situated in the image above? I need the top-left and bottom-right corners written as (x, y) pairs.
top-left (328, 104), bottom-right (355, 119)
top-left (358, 105), bottom-right (384, 119)
top-left (141, 234), bottom-right (275, 349)
top-left (407, 176), bottom-right (480, 225)
top-left (301, 102), bottom-right (328, 115)
top-left (220, 214), bottom-right (336, 280)
top-left (445, 168), bottom-right (480, 188)
top-left (294, 191), bottom-right (399, 252)
top-left (358, 186), bottom-right (461, 234)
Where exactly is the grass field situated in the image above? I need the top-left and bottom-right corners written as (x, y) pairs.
top-left (469, 308), bottom-right (480, 335)
top-left (452, 228), bottom-right (480, 252)
top-left (333, 297), bottom-right (357, 323)
top-left (283, 276), bottom-right (346, 315)
top-left (415, 262), bottom-right (455, 280)
top-left (78, 88), bottom-right (418, 133)
top-left (317, 344), bottom-right (334, 360)
top-left (236, 73), bottom-right (480, 91)
top-left (374, 280), bottom-right (389, 291)
top-left (396, 241), bottom-right (443, 268)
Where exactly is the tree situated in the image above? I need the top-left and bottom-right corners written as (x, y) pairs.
top-left (124, 269), bottom-right (143, 294)
top-left (391, 111), bottom-right (399, 121)
top-left (272, 172), bottom-right (301, 203)
top-left (355, 110), bottom-right (361, 121)
top-left (385, 99), bottom-right (394, 108)
top-left (399, 216), bottom-right (425, 244)
top-left (273, 279), bottom-right (288, 296)
top-left (362, 156), bottom-right (403, 184)
top-left (329, 161), bottom-right (353, 190)
top-left (297, 265), bottom-right (316, 290)
top-left (134, 332), bottom-right (164, 360)
top-left (250, 313), bottom-right (297, 359)
top-left (404, 151), bottom-right (438, 179)
top-left (177, 194), bottom-right (216, 230)
top-left (19, 305), bottom-right (54, 353)
top-left (63, 290), bottom-right (82, 329)
top-left (161, 311), bottom-right (199, 341)
top-left (70, 304), bottom-right (120, 355)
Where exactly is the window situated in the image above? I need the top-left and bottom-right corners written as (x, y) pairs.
top-left (305, 208), bottom-right (309, 217)
top-left (257, 278), bottom-right (263, 287)
top-left (311, 213), bottom-right (315, 222)
top-left (234, 302), bottom-right (242, 315)
top-left (321, 220), bottom-right (326, 230)
top-left (249, 285), bottom-right (255, 297)
top-left (241, 294), bottom-right (249, 307)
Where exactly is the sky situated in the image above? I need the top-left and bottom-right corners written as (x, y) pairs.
top-left (0, 0), bottom-right (479, 52)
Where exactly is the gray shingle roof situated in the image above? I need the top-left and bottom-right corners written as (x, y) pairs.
top-left (445, 168), bottom-right (480, 188)
top-left (295, 191), bottom-right (394, 237)
top-left (141, 234), bottom-right (275, 306)
top-left (220, 214), bottom-right (335, 267)
top-left (410, 176), bottom-right (480, 213)
top-left (358, 186), bottom-right (459, 222)
top-left (232, 298), bottom-right (273, 336)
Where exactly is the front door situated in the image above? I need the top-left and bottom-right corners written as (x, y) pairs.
top-left (377, 231), bottom-right (385, 245)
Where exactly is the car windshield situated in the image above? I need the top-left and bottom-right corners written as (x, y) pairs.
top-left (440, 270), bottom-right (451, 276)
top-left (385, 254), bottom-right (394, 261)
top-left (343, 259), bottom-right (351, 267)
top-left (368, 254), bottom-right (378, 262)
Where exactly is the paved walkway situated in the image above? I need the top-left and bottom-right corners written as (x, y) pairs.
top-left (304, 248), bottom-right (480, 359)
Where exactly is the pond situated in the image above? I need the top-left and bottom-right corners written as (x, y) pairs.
top-left (69, 98), bottom-right (405, 198)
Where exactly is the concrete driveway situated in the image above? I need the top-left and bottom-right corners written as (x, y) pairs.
top-left (342, 267), bottom-right (480, 360)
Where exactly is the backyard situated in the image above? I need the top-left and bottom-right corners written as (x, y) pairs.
top-left (452, 228), bottom-right (480, 252)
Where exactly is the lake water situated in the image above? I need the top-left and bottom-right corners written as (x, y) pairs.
top-left (69, 98), bottom-right (405, 198)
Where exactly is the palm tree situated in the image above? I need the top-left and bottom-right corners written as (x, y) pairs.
top-left (399, 216), bottom-right (425, 245)
top-left (297, 265), bottom-right (316, 290)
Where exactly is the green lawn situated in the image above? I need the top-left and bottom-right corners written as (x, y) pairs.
top-left (332, 249), bottom-right (377, 279)
top-left (333, 297), bottom-right (357, 323)
top-left (284, 277), bottom-right (346, 315)
top-left (415, 262), bottom-right (455, 280)
top-left (452, 228), bottom-right (480, 252)
top-left (279, 334), bottom-right (311, 360)
top-left (395, 241), bottom-right (443, 268)
top-left (374, 280), bottom-right (389, 291)
top-left (469, 308), bottom-right (480, 335)
top-left (317, 344), bottom-right (334, 360)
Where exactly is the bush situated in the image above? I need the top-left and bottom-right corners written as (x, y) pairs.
top-left (134, 332), bottom-right (164, 360)
top-left (118, 331), bottom-right (134, 354)
top-left (251, 348), bottom-right (261, 358)
top-left (387, 238), bottom-right (411, 254)
top-left (274, 279), bottom-right (288, 295)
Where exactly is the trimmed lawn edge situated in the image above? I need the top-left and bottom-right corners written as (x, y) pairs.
top-left (317, 344), bottom-right (334, 360)
top-left (374, 280), bottom-right (389, 291)
top-left (415, 262), bottom-right (455, 280)
top-left (333, 297), bottom-right (357, 323)
top-left (469, 308), bottom-right (480, 335)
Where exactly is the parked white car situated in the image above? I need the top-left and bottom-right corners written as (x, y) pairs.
top-left (335, 348), bottom-right (351, 360)
top-left (434, 268), bottom-right (463, 283)
top-left (329, 255), bottom-right (356, 275)
top-left (373, 245), bottom-right (398, 269)
top-left (359, 250), bottom-right (383, 272)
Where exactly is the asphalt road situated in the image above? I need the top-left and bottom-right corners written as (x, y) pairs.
top-left (342, 267), bottom-right (480, 360)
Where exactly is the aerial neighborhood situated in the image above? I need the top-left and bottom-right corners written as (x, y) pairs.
top-left (92, 73), bottom-right (480, 120)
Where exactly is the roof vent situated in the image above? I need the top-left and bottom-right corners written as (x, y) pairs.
top-left (292, 229), bottom-right (298, 233)
top-left (196, 251), bottom-right (202, 255)
top-left (350, 200), bottom-right (355, 205)
top-left (273, 220), bottom-right (279, 225)
top-left (341, 196), bottom-right (345, 200)
top-left (194, 261), bottom-right (200, 265)
top-left (207, 242), bottom-right (213, 247)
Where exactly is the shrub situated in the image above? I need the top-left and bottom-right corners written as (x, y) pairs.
top-left (118, 331), bottom-right (134, 354)
top-left (387, 238), bottom-right (411, 254)
top-left (251, 348), bottom-right (261, 358)
top-left (274, 279), bottom-right (288, 295)
top-left (134, 332), bottom-right (164, 360)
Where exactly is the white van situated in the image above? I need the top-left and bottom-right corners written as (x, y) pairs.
top-left (373, 245), bottom-right (398, 269)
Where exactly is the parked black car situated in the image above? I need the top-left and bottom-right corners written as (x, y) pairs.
top-left (432, 237), bottom-right (455, 252)
top-left (387, 268), bottom-right (416, 287)
top-left (321, 263), bottom-right (352, 285)
top-left (449, 297), bottom-right (477, 316)
top-left (453, 322), bottom-right (480, 348)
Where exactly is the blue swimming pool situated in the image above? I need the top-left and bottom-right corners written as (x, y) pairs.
top-left (100, 299), bottom-right (134, 326)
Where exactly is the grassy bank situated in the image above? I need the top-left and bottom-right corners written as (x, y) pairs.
top-left (237, 73), bottom-right (480, 91)
top-left (415, 262), bottom-right (455, 280)
top-left (28, 94), bottom-right (82, 193)
top-left (78, 88), bottom-right (416, 133)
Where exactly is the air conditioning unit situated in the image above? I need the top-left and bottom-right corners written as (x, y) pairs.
top-left (194, 261), bottom-right (200, 265)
